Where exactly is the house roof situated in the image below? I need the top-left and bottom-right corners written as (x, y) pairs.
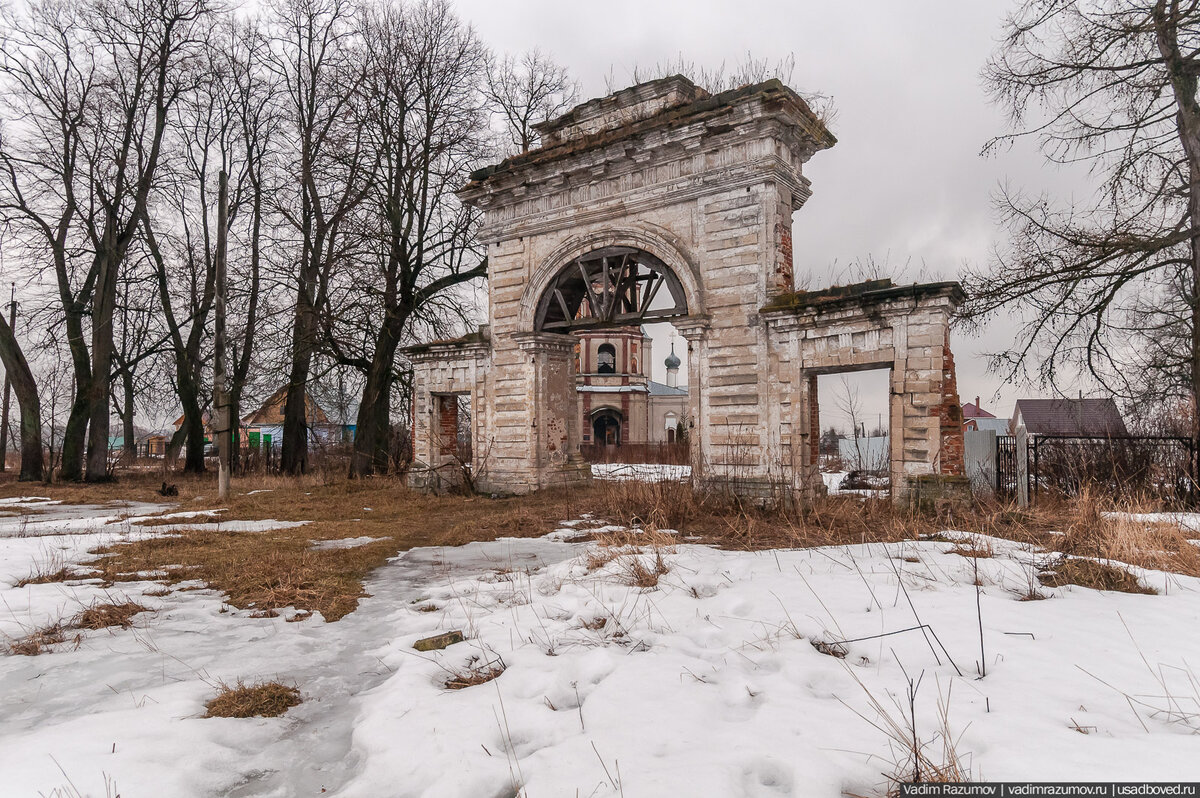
top-left (966, 417), bottom-right (1011, 434)
top-left (962, 401), bottom-right (994, 419)
top-left (648, 380), bottom-right (687, 397)
top-left (242, 387), bottom-right (329, 426)
top-left (1011, 398), bottom-right (1127, 437)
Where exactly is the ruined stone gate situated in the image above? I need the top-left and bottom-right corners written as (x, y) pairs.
top-left (403, 76), bottom-right (965, 499)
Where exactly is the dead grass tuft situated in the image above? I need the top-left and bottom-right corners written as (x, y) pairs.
top-left (623, 551), bottom-right (669, 589)
top-left (15, 566), bottom-right (79, 587)
top-left (811, 638), bottom-right (849, 658)
top-left (73, 600), bottom-right (147, 630)
top-left (1053, 494), bottom-right (1200, 578)
top-left (948, 544), bottom-right (994, 559)
top-left (1039, 556), bottom-right (1157, 595)
top-left (443, 661), bottom-right (505, 690)
top-left (6, 623), bottom-right (78, 656)
top-left (204, 680), bottom-right (301, 718)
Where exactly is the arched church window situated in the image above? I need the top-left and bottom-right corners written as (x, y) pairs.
top-left (597, 343), bottom-right (616, 374)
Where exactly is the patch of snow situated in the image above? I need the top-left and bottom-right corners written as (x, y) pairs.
top-left (821, 470), bottom-right (846, 492)
top-left (151, 519), bottom-right (309, 534)
top-left (590, 463), bottom-right (691, 482)
top-left (244, 489), bottom-right (274, 496)
top-left (1105, 512), bottom-right (1200, 533)
top-left (0, 497), bottom-right (59, 506)
top-left (309, 536), bottom-right (387, 551)
top-left (2, 512), bottom-right (1199, 796)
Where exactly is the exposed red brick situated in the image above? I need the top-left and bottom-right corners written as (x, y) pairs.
top-left (437, 395), bottom-right (458, 456)
top-left (936, 328), bottom-right (965, 475)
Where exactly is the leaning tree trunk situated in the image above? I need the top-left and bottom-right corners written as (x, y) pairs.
top-left (281, 283), bottom-right (317, 475)
top-left (350, 315), bottom-right (404, 478)
top-left (0, 313), bottom-right (43, 481)
top-left (60, 394), bottom-right (89, 481)
top-left (371, 371), bottom-right (393, 473)
top-left (59, 311), bottom-right (91, 480)
top-left (84, 254), bottom-right (119, 482)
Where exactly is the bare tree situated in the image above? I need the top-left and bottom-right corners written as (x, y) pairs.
top-left (966, 0), bottom-right (1200, 473)
top-left (0, 301), bottom-right (43, 480)
top-left (0, 0), bottom-right (97, 480)
top-left (111, 268), bottom-right (162, 464)
top-left (269, 0), bottom-right (372, 475)
top-left (319, 0), bottom-right (488, 478)
top-left (486, 49), bottom-right (578, 154)
top-left (225, 19), bottom-right (280, 473)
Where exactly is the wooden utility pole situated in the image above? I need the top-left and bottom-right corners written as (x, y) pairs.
top-left (214, 171), bottom-right (231, 499)
top-left (0, 284), bottom-right (16, 473)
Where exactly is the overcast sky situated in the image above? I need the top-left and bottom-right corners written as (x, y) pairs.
top-left (457, 0), bottom-right (1097, 431)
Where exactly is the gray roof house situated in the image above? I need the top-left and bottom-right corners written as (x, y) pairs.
top-left (1009, 398), bottom-right (1127, 437)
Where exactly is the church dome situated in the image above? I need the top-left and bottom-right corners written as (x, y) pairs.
top-left (664, 343), bottom-right (681, 370)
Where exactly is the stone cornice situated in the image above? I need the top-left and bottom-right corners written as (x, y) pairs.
top-left (477, 154), bottom-right (811, 243)
top-left (761, 281), bottom-right (965, 331)
top-left (464, 78), bottom-right (834, 196)
top-left (400, 334), bottom-right (491, 364)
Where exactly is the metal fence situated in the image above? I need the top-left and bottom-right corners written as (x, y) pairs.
top-left (993, 434), bottom-right (1196, 506)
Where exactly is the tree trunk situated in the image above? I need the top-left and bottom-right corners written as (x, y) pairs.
top-left (179, 378), bottom-right (207, 474)
top-left (281, 278), bottom-right (317, 475)
top-left (84, 253), bottom-right (119, 482)
top-left (371, 371), bottom-right (393, 472)
top-left (350, 322), bottom-right (403, 477)
top-left (166, 423), bottom-right (187, 465)
top-left (60, 393), bottom-right (89, 481)
top-left (121, 368), bottom-right (136, 464)
top-left (59, 309), bottom-right (91, 480)
top-left (1154, 2), bottom-right (1200, 496)
top-left (0, 313), bottom-right (43, 481)
top-left (281, 359), bottom-right (311, 475)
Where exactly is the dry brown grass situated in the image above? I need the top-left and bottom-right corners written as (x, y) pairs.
top-left (811, 638), bottom-right (849, 658)
top-left (23, 474), bottom-right (584, 621)
top-left (73, 600), bottom-right (147, 630)
top-left (1038, 556), bottom-right (1157, 595)
top-left (948, 543), bottom-right (995, 559)
top-left (443, 662), bottom-right (505, 690)
top-left (204, 680), bottom-right (301, 718)
top-left (6, 623), bottom-right (78, 656)
top-left (15, 566), bottom-right (82, 587)
top-left (1053, 494), bottom-right (1200, 578)
top-left (622, 549), bottom-right (670, 588)
top-left (590, 478), bottom-right (946, 550)
top-left (4, 469), bottom-right (1195, 628)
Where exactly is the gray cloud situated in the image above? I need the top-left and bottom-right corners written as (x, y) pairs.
top-left (458, 0), bottom-right (1094, 425)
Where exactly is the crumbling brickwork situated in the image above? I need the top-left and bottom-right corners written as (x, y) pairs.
top-left (937, 328), bottom-right (965, 475)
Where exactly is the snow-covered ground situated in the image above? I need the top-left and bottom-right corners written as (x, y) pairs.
top-left (591, 463), bottom-right (691, 482)
top-left (3, 499), bottom-right (1200, 796)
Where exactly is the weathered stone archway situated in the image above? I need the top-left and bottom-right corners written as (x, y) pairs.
top-left (402, 75), bottom-right (964, 499)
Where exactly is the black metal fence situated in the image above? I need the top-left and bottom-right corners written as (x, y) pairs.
top-left (996, 434), bottom-right (1196, 506)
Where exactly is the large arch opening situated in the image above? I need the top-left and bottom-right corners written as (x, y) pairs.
top-left (533, 246), bottom-right (689, 332)
top-left (539, 246), bottom-right (693, 472)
